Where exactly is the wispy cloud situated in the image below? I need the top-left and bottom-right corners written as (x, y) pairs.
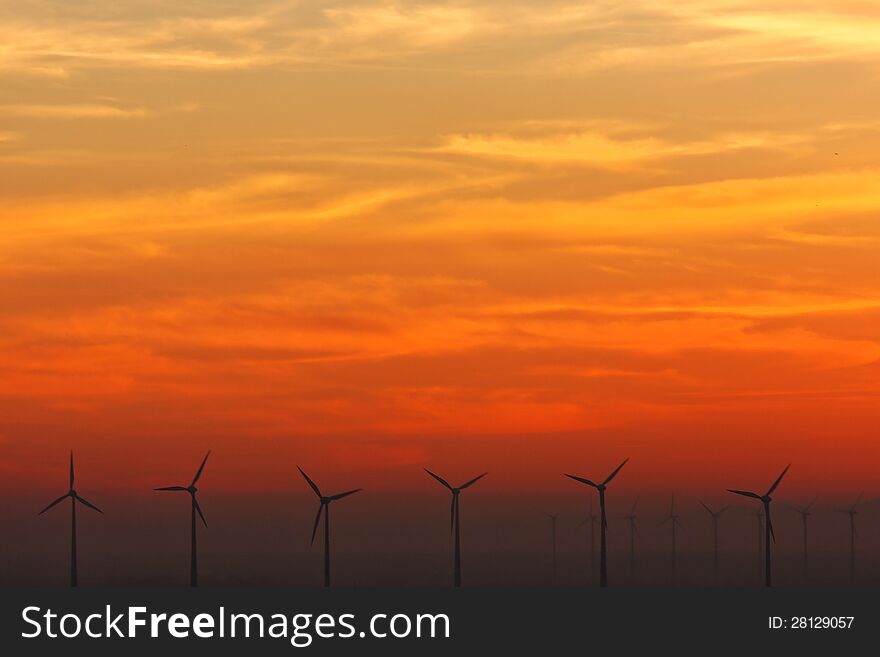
top-left (0, 103), bottom-right (151, 119)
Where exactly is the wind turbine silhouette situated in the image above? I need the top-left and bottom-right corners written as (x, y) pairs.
top-left (564, 458), bottom-right (629, 588)
top-left (578, 497), bottom-right (598, 583)
top-left (297, 466), bottom-right (362, 588)
top-left (155, 451), bottom-right (210, 587)
top-left (38, 451), bottom-right (103, 587)
top-left (425, 469), bottom-right (487, 588)
top-left (790, 497), bottom-right (816, 581)
top-left (545, 513), bottom-right (558, 585)
top-left (837, 493), bottom-right (863, 581)
top-left (727, 464), bottom-right (790, 588)
top-left (698, 501), bottom-right (728, 579)
top-left (623, 496), bottom-right (639, 577)
top-left (659, 495), bottom-right (682, 584)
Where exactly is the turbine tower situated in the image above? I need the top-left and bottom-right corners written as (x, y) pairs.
top-left (579, 497), bottom-right (599, 583)
top-left (837, 493), bottom-right (862, 582)
top-left (751, 510), bottom-right (765, 579)
top-left (728, 464), bottom-right (790, 588)
top-left (155, 451), bottom-right (210, 587)
top-left (38, 451), bottom-right (103, 587)
top-left (623, 496), bottom-right (639, 577)
top-left (660, 495), bottom-right (682, 585)
top-left (298, 467), bottom-right (362, 588)
top-left (564, 458), bottom-right (629, 588)
top-left (790, 497), bottom-right (816, 581)
top-left (699, 501), bottom-right (728, 579)
top-left (425, 469), bottom-right (487, 587)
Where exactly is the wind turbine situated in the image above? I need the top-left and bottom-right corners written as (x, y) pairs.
top-left (578, 497), bottom-right (598, 583)
top-left (837, 493), bottom-right (863, 581)
top-left (790, 497), bottom-right (816, 581)
top-left (623, 496), bottom-right (639, 577)
top-left (564, 458), bottom-right (629, 588)
top-left (38, 451), bottom-right (103, 587)
top-left (155, 451), bottom-right (210, 587)
top-left (297, 466), bottom-right (362, 588)
top-left (425, 469), bottom-right (487, 588)
top-left (699, 501), bottom-right (728, 579)
top-left (727, 464), bottom-right (790, 588)
top-left (659, 495), bottom-right (682, 584)
top-left (545, 513), bottom-right (558, 585)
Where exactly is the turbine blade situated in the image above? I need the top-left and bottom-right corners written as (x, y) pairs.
top-left (310, 504), bottom-right (323, 545)
top-left (191, 451), bottom-right (211, 486)
top-left (297, 466), bottom-right (322, 498)
top-left (630, 495), bottom-right (640, 514)
top-left (193, 495), bottom-right (207, 528)
top-left (154, 486), bottom-right (187, 491)
top-left (727, 489), bottom-right (761, 499)
top-left (699, 500), bottom-right (713, 515)
top-left (70, 451), bottom-right (75, 489)
top-left (424, 469), bottom-right (453, 490)
top-left (459, 472), bottom-right (487, 489)
top-left (719, 506), bottom-right (730, 515)
top-left (76, 496), bottom-right (103, 514)
top-left (329, 488), bottom-right (362, 501)
top-left (766, 464), bottom-right (791, 495)
top-left (767, 509), bottom-right (775, 543)
top-left (564, 474), bottom-right (598, 488)
top-left (805, 496), bottom-right (818, 511)
top-left (602, 458), bottom-right (629, 485)
top-left (38, 494), bottom-right (69, 515)
top-left (853, 491), bottom-right (864, 509)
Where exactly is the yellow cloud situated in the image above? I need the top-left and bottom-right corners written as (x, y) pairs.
top-left (0, 104), bottom-right (151, 118)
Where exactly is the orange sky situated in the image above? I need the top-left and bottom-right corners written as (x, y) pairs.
top-left (0, 1), bottom-right (879, 507)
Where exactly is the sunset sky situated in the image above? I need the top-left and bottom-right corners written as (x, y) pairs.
top-left (1, 2), bottom-right (880, 580)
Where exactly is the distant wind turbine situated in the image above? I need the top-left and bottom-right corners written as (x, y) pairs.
top-left (699, 501), bottom-right (728, 579)
top-left (425, 469), bottom-right (487, 587)
top-left (564, 458), bottom-right (629, 588)
top-left (38, 451), bottom-right (103, 587)
top-left (623, 496), bottom-right (639, 577)
top-left (837, 493), bottom-right (863, 581)
top-left (790, 497), bottom-right (816, 581)
top-left (155, 451), bottom-right (210, 587)
top-left (298, 466), bottom-right (362, 588)
top-left (660, 495), bottom-right (683, 584)
top-left (579, 497), bottom-right (599, 582)
top-left (728, 464), bottom-right (791, 588)
top-left (545, 513), bottom-right (558, 585)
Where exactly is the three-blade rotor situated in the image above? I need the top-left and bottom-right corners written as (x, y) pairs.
top-left (699, 500), bottom-right (728, 519)
top-left (298, 466), bottom-right (362, 545)
top-left (564, 458), bottom-right (630, 492)
top-left (155, 451), bottom-right (210, 527)
top-left (727, 465), bottom-right (790, 542)
top-left (425, 469), bottom-right (487, 532)
top-left (39, 451), bottom-right (103, 516)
